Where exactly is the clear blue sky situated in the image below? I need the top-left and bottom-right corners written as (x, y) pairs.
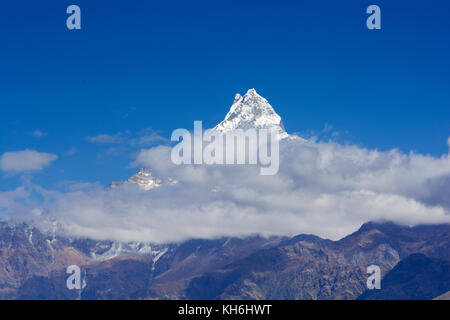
top-left (1, 0), bottom-right (449, 190)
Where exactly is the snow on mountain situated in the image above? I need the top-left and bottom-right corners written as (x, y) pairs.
top-left (110, 168), bottom-right (177, 191)
top-left (127, 168), bottom-right (162, 190)
top-left (214, 88), bottom-right (289, 139)
top-left (110, 89), bottom-right (301, 192)
top-left (90, 240), bottom-right (168, 262)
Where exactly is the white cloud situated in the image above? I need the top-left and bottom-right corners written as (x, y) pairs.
top-left (16, 136), bottom-right (445, 244)
top-left (2, 134), bottom-right (450, 244)
top-left (66, 147), bottom-right (77, 156)
top-left (86, 128), bottom-right (167, 146)
top-left (30, 130), bottom-right (47, 138)
top-left (0, 187), bottom-right (29, 209)
top-left (0, 150), bottom-right (58, 172)
top-left (86, 133), bottom-right (125, 144)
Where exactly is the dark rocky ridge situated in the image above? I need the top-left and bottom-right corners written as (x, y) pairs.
top-left (0, 221), bottom-right (448, 299)
top-left (358, 253), bottom-right (450, 300)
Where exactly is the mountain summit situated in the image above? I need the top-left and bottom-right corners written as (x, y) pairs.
top-left (214, 89), bottom-right (289, 139)
top-left (110, 168), bottom-right (177, 191)
top-left (111, 89), bottom-right (291, 190)
top-left (109, 168), bottom-right (161, 190)
top-left (127, 168), bottom-right (162, 190)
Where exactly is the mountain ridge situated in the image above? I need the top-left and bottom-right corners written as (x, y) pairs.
top-left (1, 220), bottom-right (448, 299)
top-left (358, 253), bottom-right (450, 300)
top-left (110, 88), bottom-right (294, 190)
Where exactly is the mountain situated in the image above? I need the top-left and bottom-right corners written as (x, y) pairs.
top-left (214, 88), bottom-right (289, 139)
top-left (434, 291), bottom-right (450, 300)
top-left (109, 168), bottom-right (177, 191)
top-left (110, 89), bottom-right (294, 190)
top-left (2, 221), bottom-right (448, 300)
top-left (358, 253), bottom-right (450, 300)
top-left (2, 89), bottom-right (449, 300)
top-left (0, 222), bottom-right (90, 299)
top-left (0, 222), bottom-right (168, 299)
top-left (164, 222), bottom-right (449, 299)
top-left (126, 168), bottom-right (162, 190)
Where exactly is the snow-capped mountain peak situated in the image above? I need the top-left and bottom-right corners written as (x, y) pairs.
top-left (109, 168), bottom-right (177, 191)
top-left (127, 168), bottom-right (162, 190)
top-left (214, 88), bottom-right (288, 139)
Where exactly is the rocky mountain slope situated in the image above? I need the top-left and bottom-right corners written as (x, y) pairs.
top-left (1, 221), bottom-right (448, 300)
top-left (182, 222), bottom-right (450, 300)
top-left (434, 291), bottom-right (450, 300)
top-left (0, 222), bottom-right (168, 299)
top-left (358, 253), bottom-right (450, 300)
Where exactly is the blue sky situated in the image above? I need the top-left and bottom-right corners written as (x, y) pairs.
top-left (1, 0), bottom-right (449, 191)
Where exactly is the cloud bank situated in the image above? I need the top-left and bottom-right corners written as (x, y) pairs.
top-left (0, 150), bottom-right (58, 173)
top-left (7, 136), bottom-right (444, 244)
